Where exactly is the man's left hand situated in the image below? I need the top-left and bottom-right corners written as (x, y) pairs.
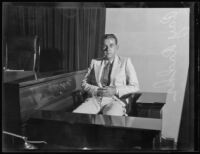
top-left (101, 86), bottom-right (117, 97)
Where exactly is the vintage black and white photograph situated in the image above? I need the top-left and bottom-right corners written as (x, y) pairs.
top-left (2, 2), bottom-right (199, 152)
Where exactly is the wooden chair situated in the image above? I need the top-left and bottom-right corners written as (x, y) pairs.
top-left (6, 35), bottom-right (40, 72)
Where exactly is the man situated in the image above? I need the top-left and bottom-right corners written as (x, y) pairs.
top-left (73, 34), bottom-right (139, 116)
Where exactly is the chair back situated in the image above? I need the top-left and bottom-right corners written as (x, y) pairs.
top-left (6, 36), bottom-right (40, 71)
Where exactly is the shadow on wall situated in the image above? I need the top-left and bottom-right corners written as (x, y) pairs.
top-left (39, 48), bottom-right (63, 73)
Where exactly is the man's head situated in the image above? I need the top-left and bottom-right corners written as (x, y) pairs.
top-left (102, 34), bottom-right (119, 61)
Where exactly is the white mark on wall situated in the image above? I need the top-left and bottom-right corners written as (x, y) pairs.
top-left (153, 45), bottom-right (177, 101)
top-left (160, 10), bottom-right (189, 40)
top-left (153, 10), bottom-right (188, 102)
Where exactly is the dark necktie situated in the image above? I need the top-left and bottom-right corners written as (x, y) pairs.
top-left (101, 61), bottom-right (112, 87)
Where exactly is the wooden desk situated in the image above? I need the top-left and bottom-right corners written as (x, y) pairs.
top-left (3, 70), bottom-right (87, 135)
top-left (23, 91), bottom-right (167, 151)
top-left (136, 92), bottom-right (166, 118)
top-left (3, 70), bottom-right (167, 151)
top-left (25, 111), bottom-right (162, 150)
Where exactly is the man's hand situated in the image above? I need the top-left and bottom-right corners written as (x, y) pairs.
top-left (97, 86), bottom-right (117, 97)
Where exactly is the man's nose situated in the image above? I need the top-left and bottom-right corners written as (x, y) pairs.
top-left (104, 47), bottom-right (111, 51)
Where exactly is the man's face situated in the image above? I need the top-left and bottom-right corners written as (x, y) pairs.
top-left (103, 38), bottom-right (118, 60)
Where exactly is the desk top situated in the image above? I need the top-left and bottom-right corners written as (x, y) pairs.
top-left (136, 92), bottom-right (167, 104)
top-left (29, 110), bottom-right (162, 131)
top-left (3, 71), bottom-right (35, 83)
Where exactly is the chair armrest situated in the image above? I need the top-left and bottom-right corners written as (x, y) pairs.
top-left (120, 93), bottom-right (142, 116)
top-left (120, 92), bottom-right (141, 100)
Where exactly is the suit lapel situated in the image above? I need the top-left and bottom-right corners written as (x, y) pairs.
top-left (94, 60), bottom-right (104, 87)
top-left (110, 55), bottom-right (121, 86)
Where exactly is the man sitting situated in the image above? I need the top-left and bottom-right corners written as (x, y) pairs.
top-left (73, 34), bottom-right (139, 116)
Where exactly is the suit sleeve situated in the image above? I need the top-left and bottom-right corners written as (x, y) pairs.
top-left (81, 59), bottom-right (99, 96)
top-left (117, 58), bottom-right (140, 98)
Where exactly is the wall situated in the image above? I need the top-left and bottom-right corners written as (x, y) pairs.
top-left (105, 8), bottom-right (189, 142)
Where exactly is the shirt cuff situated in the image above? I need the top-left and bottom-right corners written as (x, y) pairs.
top-left (115, 88), bottom-right (119, 96)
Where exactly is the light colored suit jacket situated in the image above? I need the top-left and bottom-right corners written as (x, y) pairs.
top-left (82, 55), bottom-right (139, 98)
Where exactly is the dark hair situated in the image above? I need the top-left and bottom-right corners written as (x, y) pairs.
top-left (102, 34), bottom-right (118, 45)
